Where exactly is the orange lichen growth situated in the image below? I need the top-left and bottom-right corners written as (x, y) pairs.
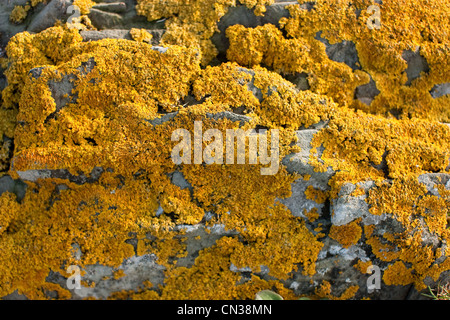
top-left (8, 1), bottom-right (61, 24)
top-left (329, 219), bottom-right (362, 248)
top-left (310, 108), bottom-right (450, 198)
top-left (226, 22), bottom-right (370, 107)
top-left (2, 27), bottom-right (83, 111)
top-left (10, 5), bottom-right (31, 24)
top-left (130, 28), bottom-right (153, 43)
top-left (313, 280), bottom-right (359, 300)
top-left (366, 178), bottom-right (450, 290)
top-left (0, 25), bottom-right (329, 299)
top-left (305, 208), bottom-right (320, 222)
top-left (135, 0), bottom-right (275, 65)
top-left (383, 261), bottom-right (415, 286)
top-left (0, 139), bottom-right (13, 174)
top-left (193, 62), bottom-right (259, 108)
top-left (353, 259), bottom-right (373, 274)
top-left (304, 185), bottom-right (328, 204)
top-left (113, 269), bottom-right (126, 280)
top-left (0, 0), bottom-right (449, 300)
top-left (73, 0), bottom-right (96, 15)
top-left (225, 0), bottom-right (450, 122)
top-left (159, 237), bottom-right (302, 299)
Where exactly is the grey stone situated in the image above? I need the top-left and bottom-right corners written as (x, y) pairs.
top-left (29, 67), bottom-right (44, 79)
top-left (92, 2), bottom-right (127, 13)
top-left (27, 0), bottom-right (72, 33)
top-left (0, 175), bottom-right (15, 196)
top-left (151, 46), bottom-right (168, 54)
top-left (283, 72), bottom-right (310, 91)
top-left (0, 175), bottom-right (27, 202)
top-left (15, 167), bottom-right (103, 184)
top-left (155, 206), bottom-right (164, 217)
top-left (212, 2), bottom-right (296, 54)
top-left (86, 0), bottom-right (156, 30)
top-left (80, 29), bottom-right (166, 44)
top-left (47, 73), bottom-right (77, 117)
top-left (402, 48), bottom-right (430, 86)
top-left (29, 60), bottom-right (96, 123)
top-left (418, 173), bottom-right (450, 197)
top-left (88, 8), bottom-right (124, 29)
top-left (315, 32), bottom-right (361, 71)
top-left (170, 170), bottom-right (192, 190)
top-left (15, 169), bottom-right (52, 182)
top-left (206, 111), bottom-right (252, 127)
top-left (69, 254), bottom-right (166, 299)
top-left (0, 1), bottom-right (30, 48)
top-left (230, 263), bottom-right (269, 274)
top-left (331, 181), bottom-right (386, 226)
top-left (430, 83), bottom-right (450, 98)
top-left (237, 66), bottom-right (297, 103)
top-left (147, 111), bottom-right (179, 126)
top-left (278, 177), bottom-right (328, 219)
top-left (281, 129), bottom-right (334, 184)
top-left (1, 290), bottom-right (29, 300)
top-left (355, 75), bottom-right (380, 105)
top-left (81, 29), bottom-right (132, 41)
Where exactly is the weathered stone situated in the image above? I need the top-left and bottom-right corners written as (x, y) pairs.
top-left (418, 173), bottom-right (450, 197)
top-left (282, 129), bottom-right (334, 184)
top-left (16, 167), bottom-right (104, 184)
top-left (88, 8), bottom-right (124, 29)
top-left (146, 111), bottom-right (179, 126)
top-left (0, 174), bottom-right (27, 201)
top-left (169, 170), bottom-right (192, 191)
top-left (92, 2), bottom-right (127, 14)
top-left (331, 181), bottom-right (386, 226)
top-left (402, 48), bottom-right (430, 86)
top-left (0, 1), bottom-right (30, 48)
top-left (80, 29), bottom-right (165, 44)
top-left (206, 111), bottom-right (252, 127)
top-left (1, 1), bottom-right (450, 301)
top-left (278, 177), bottom-right (328, 220)
top-left (27, 0), bottom-right (72, 33)
top-left (87, 0), bottom-right (159, 30)
top-left (355, 76), bottom-right (380, 106)
top-left (430, 83), bottom-right (450, 98)
top-left (315, 32), bottom-right (361, 71)
top-left (283, 72), bottom-right (310, 91)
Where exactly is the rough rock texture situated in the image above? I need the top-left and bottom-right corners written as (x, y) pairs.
top-left (0, 0), bottom-right (449, 301)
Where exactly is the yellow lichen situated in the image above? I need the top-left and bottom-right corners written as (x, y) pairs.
top-left (113, 269), bottom-right (126, 280)
top-left (304, 185), bottom-right (328, 204)
top-left (73, 0), bottom-right (96, 15)
top-left (0, 0), bottom-right (449, 300)
top-left (135, 0), bottom-right (275, 65)
top-left (9, 5), bottom-right (31, 24)
top-left (353, 259), bottom-right (373, 274)
top-left (366, 178), bottom-right (450, 290)
top-left (329, 219), bottom-right (362, 248)
top-left (130, 28), bottom-right (153, 43)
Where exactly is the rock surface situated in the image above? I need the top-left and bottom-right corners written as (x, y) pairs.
top-left (0, 0), bottom-right (449, 301)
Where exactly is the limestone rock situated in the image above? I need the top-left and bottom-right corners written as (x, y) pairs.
top-left (330, 181), bottom-right (383, 226)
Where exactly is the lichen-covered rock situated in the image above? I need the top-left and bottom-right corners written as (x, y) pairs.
top-left (0, 0), bottom-right (449, 301)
